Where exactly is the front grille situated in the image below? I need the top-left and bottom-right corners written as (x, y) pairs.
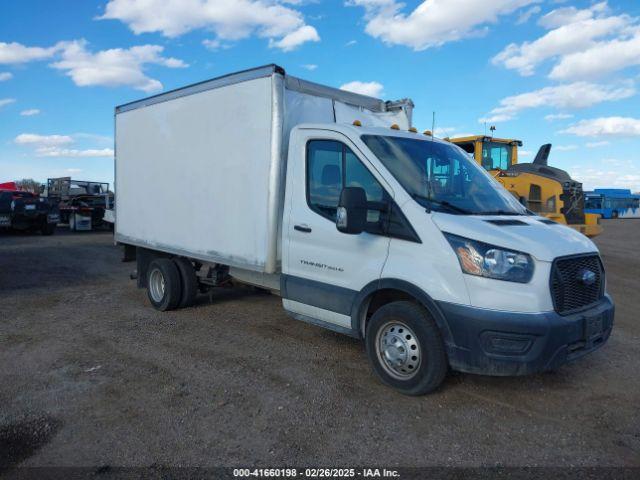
top-left (550, 254), bottom-right (604, 315)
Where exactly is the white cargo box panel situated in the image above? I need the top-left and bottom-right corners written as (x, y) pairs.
top-left (115, 65), bottom-right (413, 273)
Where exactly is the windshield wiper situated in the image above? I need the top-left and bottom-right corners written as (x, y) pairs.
top-left (411, 194), bottom-right (472, 215)
top-left (472, 210), bottom-right (524, 216)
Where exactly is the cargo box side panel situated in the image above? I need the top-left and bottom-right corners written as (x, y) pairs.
top-left (115, 77), bottom-right (274, 271)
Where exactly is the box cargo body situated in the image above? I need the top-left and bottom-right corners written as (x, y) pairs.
top-left (115, 65), bottom-right (412, 273)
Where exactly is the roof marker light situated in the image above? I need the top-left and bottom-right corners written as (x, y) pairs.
top-left (353, 120), bottom-right (362, 127)
top-left (408, 127), bottom-right (418, 133)
top-left (390, 124), bottom-right (400, 130)
top-left (423, 130), bottom-right (433, 136)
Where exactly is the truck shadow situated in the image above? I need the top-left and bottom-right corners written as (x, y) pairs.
top-left (0, 415), bottom-right (61, 474)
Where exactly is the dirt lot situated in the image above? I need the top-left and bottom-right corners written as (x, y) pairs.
top-left (1, 220), bottom-right (639, 470)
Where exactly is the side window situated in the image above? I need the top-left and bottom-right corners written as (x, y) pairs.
top-left (455, 142), bottom-right (476, 157)
top-left (307, 139), bottom-right (419, 242)
top-left (345, 149), bottom-right (384, 222)
top-left (307, 139), bottom-right (386, 222)
top-left (307, 141), bottom-right (343, 221)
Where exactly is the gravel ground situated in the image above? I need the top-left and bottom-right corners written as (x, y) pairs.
top-left (0, 220), bottom-right (639, 471)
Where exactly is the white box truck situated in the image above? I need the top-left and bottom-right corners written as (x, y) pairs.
top-left (115, 65), bottom-right (614, 395)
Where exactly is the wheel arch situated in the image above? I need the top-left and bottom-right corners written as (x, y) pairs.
top-left (351, 279), bottom-right (454, 344)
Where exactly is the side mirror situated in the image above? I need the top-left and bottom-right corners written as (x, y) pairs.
top-left (336, 187), bottom-right (367, 234)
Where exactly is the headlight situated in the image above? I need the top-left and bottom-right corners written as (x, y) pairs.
top-left (444, 233), bottom-right (534, 283)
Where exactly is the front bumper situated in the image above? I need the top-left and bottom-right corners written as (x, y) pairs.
top-left (438, 295), bottom-right (614, 376)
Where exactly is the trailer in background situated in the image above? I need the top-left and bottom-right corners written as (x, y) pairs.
top-left (45, 177), bottom-right (114, 231)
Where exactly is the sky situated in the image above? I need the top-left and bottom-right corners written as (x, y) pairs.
top-left (1, 0), bottom-right (639, 192)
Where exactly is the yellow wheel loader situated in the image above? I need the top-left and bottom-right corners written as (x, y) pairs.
top-left (448, 136), bottom-right (602, 237)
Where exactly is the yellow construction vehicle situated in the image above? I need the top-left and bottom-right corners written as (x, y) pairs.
top-left (448, 135), bottom-right (602, 237)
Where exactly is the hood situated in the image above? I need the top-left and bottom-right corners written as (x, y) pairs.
top-left (431, 213), bottom-right (597, 262)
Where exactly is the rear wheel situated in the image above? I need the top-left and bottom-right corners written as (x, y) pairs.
top-left (146, 258), bottom-right (181, 311)
top-left (41, 221), bottom-right (55, 235)
top-left (365, 301), bottom-right (447, 395)
top-left (173, 257), bottom-right (198, 308)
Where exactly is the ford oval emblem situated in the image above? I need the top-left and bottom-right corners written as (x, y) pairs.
top-left (577, 269), bottom-right (597, 286)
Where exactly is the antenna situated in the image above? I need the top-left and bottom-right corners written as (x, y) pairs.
top-left (431, 111), bottom-right (436, 141)
top-left (490, 125), bottom-right (496, 137)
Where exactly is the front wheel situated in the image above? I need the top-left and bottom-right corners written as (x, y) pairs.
top-left (365, 301), bottom-right (448, 395)
top-left (611, 210), bottom-right (619, 218)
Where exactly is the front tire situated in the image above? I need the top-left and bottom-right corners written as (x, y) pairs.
top-left (365, 301), bottom-right (447, 395)
top-left (146, 258), bottom-right (182, 311)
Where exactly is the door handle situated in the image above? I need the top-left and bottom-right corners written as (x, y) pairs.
top-left (294, 225), bottom-right (312, 233)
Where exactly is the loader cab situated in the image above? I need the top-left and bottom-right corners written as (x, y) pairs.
top-left (449, 136), bottom-right (521, 172)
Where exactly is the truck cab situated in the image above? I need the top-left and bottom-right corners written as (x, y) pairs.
top-left (280, 123), bottom-right (613, 393)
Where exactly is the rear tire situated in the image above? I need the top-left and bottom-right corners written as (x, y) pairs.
top-left (146, 258), bottom-right (181, 311)
top-left (173, 257), bottom-right (198, 308)
top-left (365, 301), bottom-right (447, 395)
top-left (41, 222), bottom-right (55, 235)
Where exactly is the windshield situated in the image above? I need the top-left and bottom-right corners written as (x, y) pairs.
top-left (361, 135), bottom-right (527, 215)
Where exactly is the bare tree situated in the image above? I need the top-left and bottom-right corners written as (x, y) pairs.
top-left (15, 178), bottom-right (42, 193)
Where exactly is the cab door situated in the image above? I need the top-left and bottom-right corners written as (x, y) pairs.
top-left (282, 129), bottom-right (393, 331)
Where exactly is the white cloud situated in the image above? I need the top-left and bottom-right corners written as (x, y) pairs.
top-left (585, 141), bottom-right (610, 148)
top-left (14, 133), bottom-right (114, 158)
top-left (550, 30), bottom-right (640, 81)
top-left (493, 2), bottom-right (640, 80)
top-left (569, 162), bottom-right (640, 191)
top-left (554, 144), bottom-right (578, 151)
top-left (347, 0), bottom-right (538, 50)
top-left (0, 41), bottom-right (63, 64)
top-left (340, 80), bottom-right (384, 98)
top-left (345, 40), bottom-right (357, 47)
top-left (0, 98), bottom-right (15, 110)
top-left (516, 5), bottom-right (541, 25)
top-left (302, 64), bottom-right (318, 71)
top-left (519, 150), bottom-right (532, 156)
top-left (269, 25), bottom-right (320, 51)
top-left (480, 81), bottom-right (635, 123)
top-left (35, 147), bottom-right (114, 158)
top-left (544, 112), bottom-right (573, 121)
top-left (50, 40), bottom-right (187, 93)
top-left (561, 117), bottom-right (640, 137)
top-left (0, 72), bottom-right (12, 81)
top-left (20, 109), bottom-right (40, 116)
top-left (202, 39), bottom-right (221, 50)
top-left (100, 0), bottom-right (320, 51)
top-left (15, 133), bottom-right (74, 147)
